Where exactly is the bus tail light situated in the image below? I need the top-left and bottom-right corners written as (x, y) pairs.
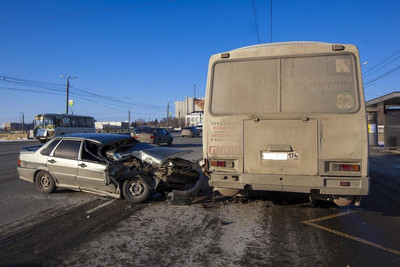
top-left (330, 162), bottom-right (360, 172)
top-left (210, 160), bottom-right (236, 168)
top-left (211, 160), bottom-right (227, 167)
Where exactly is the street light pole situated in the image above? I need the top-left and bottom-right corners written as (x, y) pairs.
top-left (60, 75), bottom-right (77, 114)
top-left (128, 108), bottom-right (131, 128)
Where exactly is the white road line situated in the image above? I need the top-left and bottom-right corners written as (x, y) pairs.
top-left (86, 199), bottom-right (116, 214)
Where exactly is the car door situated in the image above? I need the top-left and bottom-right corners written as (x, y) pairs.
top-left (162, 129), bottom-right (170, 143)
top-left (77, 141), bottom-right (115, 193)
top-left (158, 129), bottom-right (165, 144)
top-left (47, 139), bottom-right (81, 187)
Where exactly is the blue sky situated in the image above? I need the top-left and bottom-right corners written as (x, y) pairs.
top-left (1, 0), bottom-right (399, 125)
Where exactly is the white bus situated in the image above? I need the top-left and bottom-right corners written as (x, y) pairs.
top-left (34, 113), bottom-right (95, 142)
top-left (202, 42), bottom-right (369, 206)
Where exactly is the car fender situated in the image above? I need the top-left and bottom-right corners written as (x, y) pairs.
top-left (33, 167), bottom-right (55, 183)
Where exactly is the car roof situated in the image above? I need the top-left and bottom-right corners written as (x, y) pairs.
top-left (54, 133), bottom-right (131, 144)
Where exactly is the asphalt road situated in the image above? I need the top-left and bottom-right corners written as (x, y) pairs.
top-left (1, 137), bottom-right (400, 266)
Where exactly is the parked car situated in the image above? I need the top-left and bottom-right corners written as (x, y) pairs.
top-left (17, 133), bottom-right (202, 204)
top-left (196, 124), bottom-right (203, 133)
top-left (133, 127), bottom-right (173, 146)
top-left (181, 126), bottom-right (200, 138)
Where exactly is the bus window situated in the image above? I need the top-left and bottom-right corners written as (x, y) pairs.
top-left (63, 117), bottom-right (71, 127)
top-left (86, 118), bottom-right (94, 127)
top-left (43, 116), bottom-right (55, 127)
top-left (70, 117), bottom-right (79, 127)
top-left (211, 59), bottom-right (279, 115)
top-left (281, 55), bottom-right (358, 113)
top-left (79, 117), bottom-right (87, 127)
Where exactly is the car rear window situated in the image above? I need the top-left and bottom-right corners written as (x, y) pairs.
top-left (53, 140), bottom-right (81, 159)
top-left (41, 139), bottom-right (60, 156)
top-left (136, 127), bottom-right (152, 133)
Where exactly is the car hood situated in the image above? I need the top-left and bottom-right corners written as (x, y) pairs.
top-left (105, 142), bottom-right (191, 166)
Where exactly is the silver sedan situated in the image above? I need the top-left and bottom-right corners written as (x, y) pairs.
top-left (17, 133), bottom-right (200, 203)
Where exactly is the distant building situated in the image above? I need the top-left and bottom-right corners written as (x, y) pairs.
top-left (185, 112), bottom-right (203, 126)
top-left (366, 91), bottom-right (400, 150)
top-left (95, 121), bottom-right (130, 134)
top-left (2, 122), bottom-right (34, 132)
top-left (175, 97), bottom-right (205, 126)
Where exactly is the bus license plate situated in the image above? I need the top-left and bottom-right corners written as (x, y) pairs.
top-left (262, 152), bottom-right (298, 160)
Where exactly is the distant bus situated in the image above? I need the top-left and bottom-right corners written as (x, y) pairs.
top-left (202, 42), bottom-right (369, 206)
top-left (34, 113), bottom-right (95, 142)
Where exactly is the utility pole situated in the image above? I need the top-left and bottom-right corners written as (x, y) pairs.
top-left (167, 101), bottom-right (171, 128)
top-left (60, 75), bottom-right (77, 114)
top-left (270, 0), bottom-right (273, 43)
top-left (20, 112), bottom-right (25, 133)
top-left (193, 84), bottom-right (196, 99)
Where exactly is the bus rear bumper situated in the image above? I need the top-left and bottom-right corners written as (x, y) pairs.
top-left (208, 173), bottom-right (370, 196)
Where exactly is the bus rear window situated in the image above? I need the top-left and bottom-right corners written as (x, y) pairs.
top-left (211, 59), bottom-right (279, 114)
top-left (281, 55), bottom-right (358, 113)
top-left (210, 55), bottom-right (358, 114)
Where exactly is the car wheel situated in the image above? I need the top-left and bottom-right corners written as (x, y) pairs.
top-left (167, 139), bottom-right (172, 146)
top-left (35, 170), bottom-right (56, 193)
top-left (122, 177), bottom-right (151, 203)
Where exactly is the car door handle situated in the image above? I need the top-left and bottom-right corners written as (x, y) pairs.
top-left (48, 159), bottom-right (56, 164)
top-left (79, 163), bottom-right (87, 168)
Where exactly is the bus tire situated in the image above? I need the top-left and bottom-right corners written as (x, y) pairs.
top-left (333, 196), bottom-right (354, 207)
top-left (218, 188), bottom-right (240, 197)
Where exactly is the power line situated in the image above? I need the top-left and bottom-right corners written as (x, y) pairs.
top-left (252, 0), bottom-right (261, 44)
top-left (363, 47), bottom-right (400, 76)
top-left (0, 74), bottom-right (167, 114)
top-left (364, 64), bottom-right (400, 87)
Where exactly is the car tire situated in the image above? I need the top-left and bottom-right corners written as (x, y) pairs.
top-left (167, 139), bottom-right (172, 146)
top-left (35, 170), bottom-right (56, 193)
top-left (122, 177), bottom-right (151, 203)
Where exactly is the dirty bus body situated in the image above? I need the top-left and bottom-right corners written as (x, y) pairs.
top-left (203, 42), bottom-right (369, 206)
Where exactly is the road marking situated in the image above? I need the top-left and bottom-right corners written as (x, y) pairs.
top-left (86, 199), bottom-right (116, 214)
top-left (302, 210), bottom-right (400, 256)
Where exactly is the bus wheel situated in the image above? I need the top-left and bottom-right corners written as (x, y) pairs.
top-left (333, 196), bottom-right (354, 207)
top-left (218, 188), bottom-right (240, 197)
